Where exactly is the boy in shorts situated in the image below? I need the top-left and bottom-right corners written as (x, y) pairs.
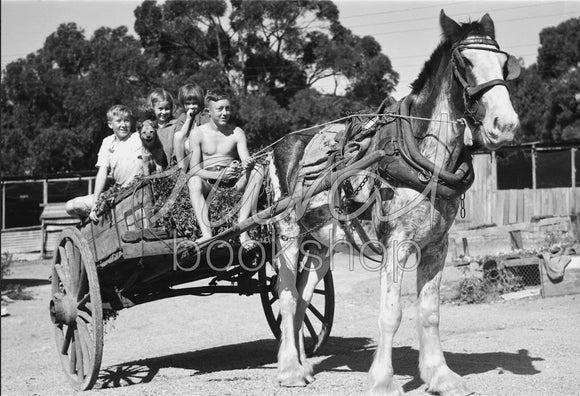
top-left (65, 105), bottom-right (142, 222)
top-left (187, 90), bottom-right (263, 246)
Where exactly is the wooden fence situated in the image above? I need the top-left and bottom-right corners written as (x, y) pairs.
top-left (456, 152), bottom-right (580, 229)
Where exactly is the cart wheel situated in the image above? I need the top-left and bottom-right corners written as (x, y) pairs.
top-left (259, 263), bottom-right (335, 356)
top-left (49, 228), bottom-right (103, 390)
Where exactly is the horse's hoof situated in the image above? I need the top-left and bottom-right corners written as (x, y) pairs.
top-left (366, 382), bottom-right (404, 396)
top-left (426, 366), bottom-right (471, 396)
top-left (278, 373), bottom-right (309, 387)
top-left (277, 365), bottom-right (314, 387)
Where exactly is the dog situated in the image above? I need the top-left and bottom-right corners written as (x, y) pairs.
top-left (138, 119), bottom-right (168, 175)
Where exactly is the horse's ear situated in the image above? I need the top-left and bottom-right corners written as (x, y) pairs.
top-left (480, 13), bottom-right (496, 39)
top-left (440, 9), bottom-right (462, 42)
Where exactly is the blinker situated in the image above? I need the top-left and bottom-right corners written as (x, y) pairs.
top-left (505, 55), bottom-right (521, 81)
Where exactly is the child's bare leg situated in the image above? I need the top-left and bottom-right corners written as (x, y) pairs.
top-left (187, 176), bottom-right (212, 242)
top-left (237, 165), bottom-right (264, 245)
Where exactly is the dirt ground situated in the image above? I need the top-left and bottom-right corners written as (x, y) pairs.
top-left (2, 254), bottom-right (579, 396)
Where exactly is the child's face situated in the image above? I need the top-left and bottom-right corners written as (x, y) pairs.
top-left (207, 99), bottom-right (231, 127)
top-left (108, 114), bottom-right (132, 140)
top-left (153, 101), bottom-right (172, 125)
top-left (184, 99), bottom-right (202, 116)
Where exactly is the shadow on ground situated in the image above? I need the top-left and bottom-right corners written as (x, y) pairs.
top-left (97, 336), bottom-right (543, 390)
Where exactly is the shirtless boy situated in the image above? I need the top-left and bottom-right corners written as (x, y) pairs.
top-left (187, 90), bottom-right (263, 246)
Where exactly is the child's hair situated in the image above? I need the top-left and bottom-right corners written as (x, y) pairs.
top-left (204, 90), bottom-right (230, 107)
top-left (177, 84), bottom-right (205, 109)
top-left (106, 104), bottom-right (132, 121)
top-left (146, 88), bottom-right (175, 116)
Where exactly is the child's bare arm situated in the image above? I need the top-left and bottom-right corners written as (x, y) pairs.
top-left (235, 128), bottom-right (254, 168)
top-left (89, 166), bottom-right (108, 222)
top-left (174, 113), bottom-right (195, 170)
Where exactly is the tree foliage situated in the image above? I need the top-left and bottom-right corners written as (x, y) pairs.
top-left (2, 0), bottom-right (397, 176)
top-left (510, 17), bottom-right (580, 142)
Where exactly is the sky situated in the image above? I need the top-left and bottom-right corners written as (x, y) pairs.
top-left (2, 0), bottom-right (580, 99)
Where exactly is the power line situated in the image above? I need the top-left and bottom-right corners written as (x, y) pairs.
top-left (315, 1), bottom-right (574, 30)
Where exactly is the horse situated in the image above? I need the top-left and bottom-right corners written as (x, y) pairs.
top-left (267, 10), bottom-right (519, 395)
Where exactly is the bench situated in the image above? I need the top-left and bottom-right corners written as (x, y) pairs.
top-left (40, 203), bottom-right (81, 258)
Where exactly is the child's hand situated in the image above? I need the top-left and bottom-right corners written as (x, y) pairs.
top-left (89, 206), bottom-right (100, 224)
top-left (241, 158), bottom-right (256, 170)
top-left (222, 161), bottom-right (240, 179)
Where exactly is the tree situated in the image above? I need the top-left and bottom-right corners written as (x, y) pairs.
top-left (509, 17), bottom-right (580, 142)
top-left (134, 0), bottom-right (397, 107)
top-left (1, 23), bottom-right (153, 175)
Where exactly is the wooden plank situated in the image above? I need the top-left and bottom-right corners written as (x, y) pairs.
top-left (1, 227), bottom-right (42, 253)
top-left (541, 266), bottom-right (580, 298)
top-left (122, 237), bottom-right (188, 260)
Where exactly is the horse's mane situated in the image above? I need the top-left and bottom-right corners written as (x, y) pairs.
top-left (410, 19), bottom-right (494, 94)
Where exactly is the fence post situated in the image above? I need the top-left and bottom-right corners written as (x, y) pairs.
top-left (43, 179), bottom-right (48, 205)
top-left (572, 148), bottom-right (576, 188)
top-left (531, 145), bottom-right (537, 190)
top-left (88, 177), bottom-right (93, 195)
top-left (1, 183), bottom-right (5, 230)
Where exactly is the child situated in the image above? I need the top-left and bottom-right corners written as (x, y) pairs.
top-left (187, 90), bottom-right (263, 246)
top-left (146, 88), bottom-right (177, 162)
top-left (65, 105), bottom-right (142, 222)
top-left (138, 119), bottom-right (168, 175)
top-left (173, 83), bottom-right (206, 171)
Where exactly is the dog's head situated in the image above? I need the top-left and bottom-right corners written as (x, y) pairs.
top-left (139, 119), bottom-right (158, 146)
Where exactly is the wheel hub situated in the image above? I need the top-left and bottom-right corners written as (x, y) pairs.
top-left (50, 293), bottom-right (77, 325)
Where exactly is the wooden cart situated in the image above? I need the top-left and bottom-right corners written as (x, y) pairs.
top-left (48, 151), bottom-right (383, 390)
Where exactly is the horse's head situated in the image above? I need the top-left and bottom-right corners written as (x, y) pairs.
top-left (441, 10), bottom-right (519, 150)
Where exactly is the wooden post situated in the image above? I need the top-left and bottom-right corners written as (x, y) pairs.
top-left (1, 183), bottom-right (5, 230)
top-left (531, 146), bottom-right (537, 190)
top-left (88, 178), bottom-right (93, 195)
top-left (571, 148), bottom-right (576, 188)
top-left (462, 237), bottom-right (469, 257)
top-left (43, 179), bottom-right (48, 205)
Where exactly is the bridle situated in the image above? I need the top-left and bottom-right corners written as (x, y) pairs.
top-left (451, 36), bottom-right (520, 125)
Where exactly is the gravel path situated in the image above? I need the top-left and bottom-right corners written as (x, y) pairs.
top-left (2, 256), bottom-right (579, 395)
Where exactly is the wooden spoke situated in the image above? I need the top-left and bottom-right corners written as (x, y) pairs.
top-left (76, 319), bottom-right (93, 362)
top-left (313, 288), bottom-right (325, 295)
top-left (77, 309), bottom-right (92, 324)
top-left (69, 338), bottom-right (77, 375)
top-left (304, 315), bottom-right (317, 340)
top-left (269, 295), bottom-right (278, 304)
top-left (77, 293), bottom-right (90, 311)
top-left (307, 304), bottom-right (325, 322)
top-left (61, 326), bottom-right (74, 355)
top-left (54, 264), bottom-right (71, 295)
top-left (74, 329), bottom-right (84, 380)
top-left (65, 240), bottom-right (77, 294)
top-left (76, 263), bottom-right (87, 300)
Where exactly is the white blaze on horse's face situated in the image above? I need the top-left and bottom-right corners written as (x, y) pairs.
top-left (462, 40), bottom-right (519, 149)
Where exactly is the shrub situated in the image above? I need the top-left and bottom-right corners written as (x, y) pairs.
top-left (444, 268), bottom-right (525, 305)
top-left (1, 252), bottom-right (12, 279)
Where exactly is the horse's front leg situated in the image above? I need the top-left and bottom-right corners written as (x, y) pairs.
top-left (417, 240), bottom-right (470, 396)
top-left (276, 234), bottom-right (312, 386)
top-left (368, 236), bottom-right (408, 396)
top-left (295, 241), bottom-right (331, 379)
